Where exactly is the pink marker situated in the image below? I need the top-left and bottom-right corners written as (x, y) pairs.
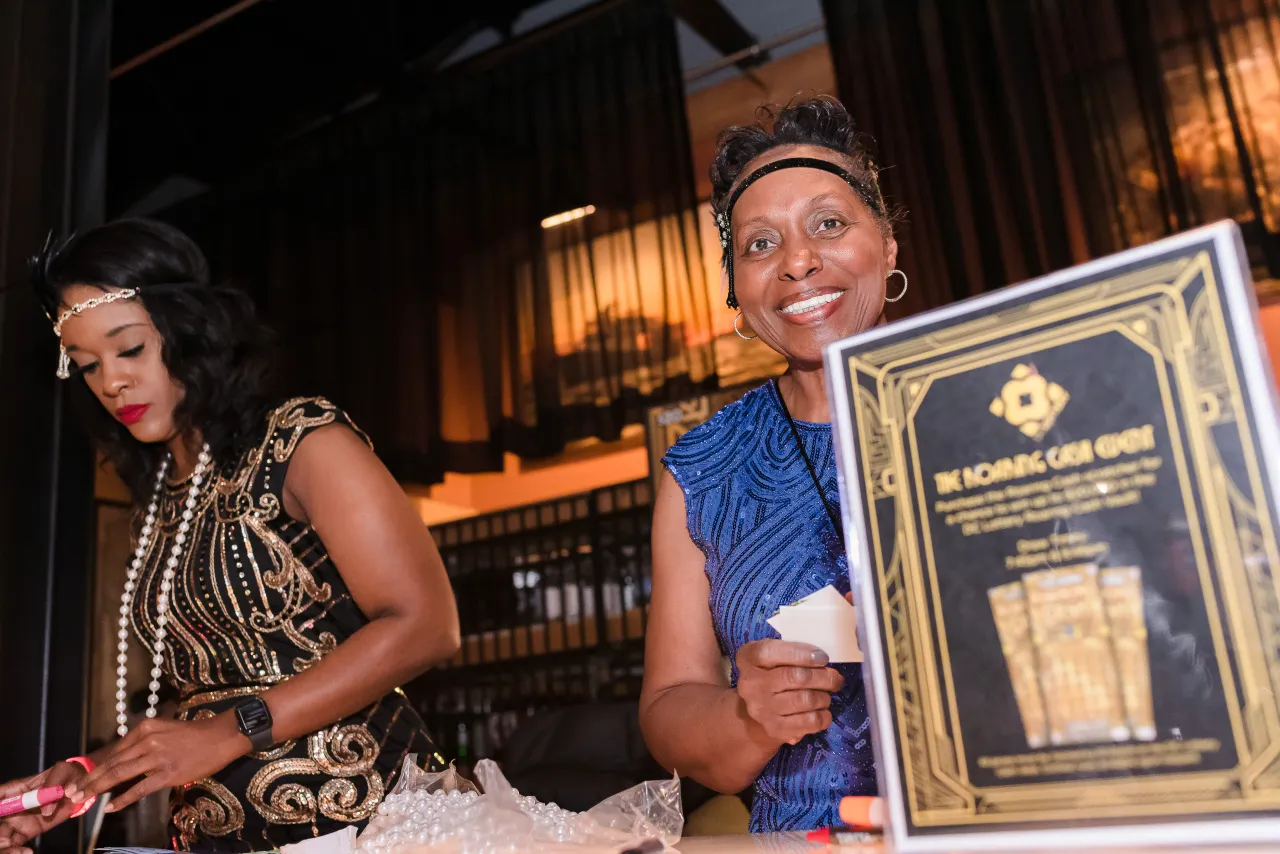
top-left (0, 786), bottom-right (64, 819)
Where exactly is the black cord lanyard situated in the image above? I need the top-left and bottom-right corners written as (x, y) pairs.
top-left (771, 379), bottom-right (844, 549)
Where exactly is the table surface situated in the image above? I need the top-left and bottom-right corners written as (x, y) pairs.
top-left (674, 834), bottom-right (820, 853)
top-left (673, 834), bottom-right (1280, 853)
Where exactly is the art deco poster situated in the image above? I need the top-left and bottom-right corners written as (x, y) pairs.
top-left (825, 222), bottom-right (1280, 850)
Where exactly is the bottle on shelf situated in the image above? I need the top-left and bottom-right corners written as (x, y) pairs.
top-left (544, 535), bottom-right (565, 653)
top-left (480, 601), bottom-right (498, 664)
top-left (511, 549), bottom-right (530, 659)
top-left (443, 550), bottom-right (466, 668)
top-left (599, 519), bottom-right (625, 644)
top-left (412, 478), bottom-right (656, 771)
top-left (561, 533), bottom-right (582, 650)
top-left (576, 532), bottom-right (599, 647)
top-left (452, 543), bottom-right (481, 667)
top-left (456, 721), bottom-right (470, 764)
top-left (471, 717), bottom-right (489, 761)
top-left (525, 537), bottom-right (547, 657)
top-left (635, 478), bottom-right (652, 508)
top-left (620, 543), bottom-right (645, 640)
top-left (550, 665), bottom-right (568, 701)
top-left (494, 544), bottom-right (514, 660)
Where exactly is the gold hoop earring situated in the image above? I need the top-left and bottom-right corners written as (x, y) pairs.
top-left (885, 269), bottom-right (908, 303)
top-left (733, 311), bottom-right (757, 341)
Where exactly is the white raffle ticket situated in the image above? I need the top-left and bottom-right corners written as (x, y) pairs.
top-left (766, 584), bottom-right (862, 663)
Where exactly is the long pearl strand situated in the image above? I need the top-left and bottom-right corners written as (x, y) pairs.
top-left (115, 443), bottom-right (211, 737)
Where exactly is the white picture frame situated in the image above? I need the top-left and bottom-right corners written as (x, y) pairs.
top-left (824, 220), bottom-right (1280, 851)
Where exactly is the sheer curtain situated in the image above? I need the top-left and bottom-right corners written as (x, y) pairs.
top-left (173, 0), bottom-right (714, 484)
top-left (822, 0), bottom-right (1280, 308)
top-left (821, 0), bottom-right (1082, 314)
top-left (1035, 0), bottom-right (1280, 273)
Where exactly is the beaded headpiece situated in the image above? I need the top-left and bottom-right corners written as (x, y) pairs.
top-left (29, 230), bottom-right (141, 379)
top-left (713, 156), bottom-right (887, 309)
top-left (51, 289), bottom-right (140, 378)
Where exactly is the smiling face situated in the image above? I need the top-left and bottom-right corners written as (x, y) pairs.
top-left (729, 144), bottom-right (898, 367)
top-left (57, 284), bottom-right (185, 444)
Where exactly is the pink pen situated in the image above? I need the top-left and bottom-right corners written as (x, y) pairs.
top-left (0, 786), bottom-right (64, 819)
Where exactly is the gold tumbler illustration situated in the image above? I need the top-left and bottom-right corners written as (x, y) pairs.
top-left (1100, 566), bottom-right (1156, 741)
top-left (1022, 565), bottom-right (1130, 746)
top-left (989, 582), bottom-right (1050, 748)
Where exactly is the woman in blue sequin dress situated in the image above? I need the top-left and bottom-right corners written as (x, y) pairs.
top-left (639, 98), bottom-right (906, 832)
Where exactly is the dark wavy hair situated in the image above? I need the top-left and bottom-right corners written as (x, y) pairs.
top-left (30, 218), bottom-right (274, 504)
top-left (709, 95), bottom-right (901, 268)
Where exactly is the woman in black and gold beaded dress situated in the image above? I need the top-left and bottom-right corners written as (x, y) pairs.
top-left (0, 220), bottom-right (460, 853)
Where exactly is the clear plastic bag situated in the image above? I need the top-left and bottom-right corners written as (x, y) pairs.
top-left (357, 756), bottom-right (682, 854)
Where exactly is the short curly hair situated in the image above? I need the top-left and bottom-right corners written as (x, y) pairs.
top-left (709, 95), bottom-right (897, 268)
top-left (30, 218), bottom-right (275, 504)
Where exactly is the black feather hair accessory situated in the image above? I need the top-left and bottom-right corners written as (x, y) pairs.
top-left (27, 228), bottom-right (68, 324)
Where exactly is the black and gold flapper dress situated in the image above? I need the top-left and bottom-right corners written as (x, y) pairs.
top-left (127, 397), bottom-right (444, 852)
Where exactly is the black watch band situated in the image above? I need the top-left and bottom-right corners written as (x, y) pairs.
top-left (233, 697), bottom-right (274, 752)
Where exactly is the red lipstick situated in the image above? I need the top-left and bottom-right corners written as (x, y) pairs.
top-left (116, 404), bottom-right (150, 425)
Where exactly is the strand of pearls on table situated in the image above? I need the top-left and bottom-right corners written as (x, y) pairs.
top-left (115, 443), bottom-right (211, 737)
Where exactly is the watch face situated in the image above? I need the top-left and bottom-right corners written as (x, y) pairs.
top-left (236, 698), bottom-right (272, 734)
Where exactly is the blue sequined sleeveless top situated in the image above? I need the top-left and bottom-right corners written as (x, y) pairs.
top-left (662, 383), bottom-right (876, 832)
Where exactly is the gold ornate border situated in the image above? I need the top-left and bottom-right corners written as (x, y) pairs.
top-left (846, 250), bottom-right (1280, 827)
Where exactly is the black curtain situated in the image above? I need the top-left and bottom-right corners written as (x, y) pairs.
top-left (171, 0), bottom-right (713, 486)
top-left (0, 1), bottom-right (108, 851)
top-left (1034, 0), bottom-right (1280, 272)
top-left (822, 0), bottom-right (1280, 311)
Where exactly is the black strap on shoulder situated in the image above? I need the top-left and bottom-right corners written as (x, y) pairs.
top-left (771, 378), bottom-right (844, 549)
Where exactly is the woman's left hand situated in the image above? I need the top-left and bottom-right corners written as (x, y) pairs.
top-left (64, 715), bottom-right (247, 812)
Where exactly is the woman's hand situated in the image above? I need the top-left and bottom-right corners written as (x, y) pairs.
top-left (65, 715), bottom-right (247, 813)
top-left (0, 761), bottom-right (88, 854)
top-left (735, 639), bottom-right (845, 746)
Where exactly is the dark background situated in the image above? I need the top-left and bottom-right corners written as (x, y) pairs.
top-left (0, 2), bottom-right (108, 851)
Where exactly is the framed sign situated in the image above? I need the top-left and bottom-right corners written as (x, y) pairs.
top-left (825, 221), bottom-right (1280, 850)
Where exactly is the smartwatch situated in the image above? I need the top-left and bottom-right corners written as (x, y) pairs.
top-left (233, 697), bottom-right (275, 751)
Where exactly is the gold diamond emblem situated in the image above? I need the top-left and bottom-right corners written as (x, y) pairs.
top-left (989, 364), bottom-right (1069, 441)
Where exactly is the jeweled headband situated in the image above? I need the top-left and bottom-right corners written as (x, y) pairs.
top-left (713, 156), bottom-right (886, 309)
top-left (50, 289), bottom-right (140, 379)
top-left (25, 232), bottom-right (139, 379)
top-left (29, 230), bottom-right (202, 380)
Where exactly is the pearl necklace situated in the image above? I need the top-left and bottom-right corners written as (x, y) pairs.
top-left (115, 443), bottom-right (211, 737)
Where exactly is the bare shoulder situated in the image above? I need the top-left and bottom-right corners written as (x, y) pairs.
top-left (271, 400), bottom-right (394, 521)
top-left (653, 469), bottom-right (704, 565)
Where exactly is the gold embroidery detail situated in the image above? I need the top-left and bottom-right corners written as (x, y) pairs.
top-left (271, 399), bottom-right (340, 463)
top-left (173, 777), bottom-right (246, 849)
top-left (179, 686), bottom-right (265, 708)
top-left (131, 399), bottom-right (352, 696)
top-left (251, 741), bottom-right (300, 762)
top-left (251, 767), bottom-right (319, 825)
top-left (247, 513), bottom-right (333, 603)
top-left (246, 725), bottom-right (384, 825)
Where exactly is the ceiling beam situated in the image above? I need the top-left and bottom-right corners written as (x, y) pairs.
top-left (110, 0), bottom-right (266, 79)
top-left (672, 0), bottom-right (769, 71)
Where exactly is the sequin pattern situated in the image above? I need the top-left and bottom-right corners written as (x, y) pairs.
top-left (127, 397), bottom-right (443, 852)
top-left (662, 385), bottom-right (877, 832)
